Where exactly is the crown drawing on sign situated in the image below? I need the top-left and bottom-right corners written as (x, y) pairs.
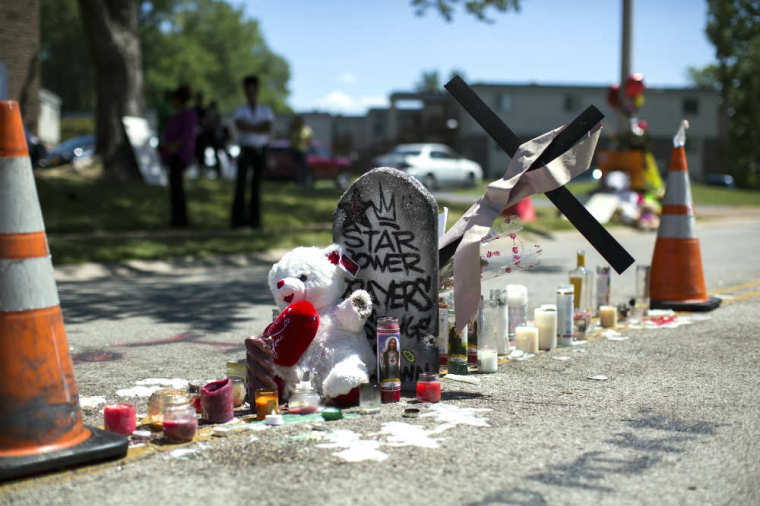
top-left (373, 182), bottom-right (397, 225)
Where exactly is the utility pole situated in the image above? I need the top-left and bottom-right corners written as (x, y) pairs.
top-left (619, 0), bottom-right (633, 134)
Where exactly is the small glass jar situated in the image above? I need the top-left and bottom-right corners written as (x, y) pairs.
top-left (359, 382), bottom-right (381, 414)
top-left (416, 372), bottom-right (441, 403)
top-left (162, 398), bottom-right (198, 443)
top-left (230, 376), bottom-right (246, 408)
top-left (255, 389), bottom-right (279, 420)
top-left (148, 389), bottom-right (189, 429)
top-left (289, 381), bottom-right (320, 415)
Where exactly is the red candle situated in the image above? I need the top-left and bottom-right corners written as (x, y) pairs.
top-left (416, 373), bottom-right (441, 403)
top-left (289, 405), bottom-right (318, 415)
top-left (201, 378), bottom-right (234, 423)
top-left (103, 403), bottom-right (136, 435)
top-left (162, 418), bottom-right (198, 442)
top-left (381, 389), bottom-right (401, 403)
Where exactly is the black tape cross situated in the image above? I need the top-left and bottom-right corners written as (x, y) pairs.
top-left (441, 75), bottom-right (634, 275)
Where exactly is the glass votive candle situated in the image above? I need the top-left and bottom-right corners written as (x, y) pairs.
top-left (147, 389), bottom-right (188, 428)
top-left (255, 389), bottom-right (279, 420)
top-left (103, 403), bottom-right (136, 435)
top-left (230, 376), bottom-right (246, 408)
top-left (359, 383), bottom-right (381, 414)
top-left (162, 398), bottom-right (198, 443)
top-left (416, 372), bottom-right (441, 403)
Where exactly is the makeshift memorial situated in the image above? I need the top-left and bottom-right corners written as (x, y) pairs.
top-left (535, 305), bottom-right (558, 350)
top-left (416, 373), bottom-right (441, 403)
top-left (104, 403), bottom-right (136, 435)
top-left (162, 398), bottom-right (198, 443)
top-left (600, 306), bottom-right (618, 328)
top-left (359, 383), bottom-right (381, 414)
top-left (377, 317), bottom-right (402, 403)
top-left (557, 286), bottom-right (574, 346)
top-left (440, 76), bottom-right (634, 337)
top-left (507, 285), bottom-right (528, 344)
top-left (596, 266), bottom-right (611, 312)
top-left (255, 389), bottom-right (278, 420)
top-left (264, 244), bottom-right (375, 405)
top-left (201, 378), bottom-right (234, 424)
top-left (515, 326), bottom-right (539, 354)
top-left (333, 167), bottom-right (439, 391)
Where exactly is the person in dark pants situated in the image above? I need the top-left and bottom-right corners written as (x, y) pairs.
top-left (160, 85), bottom-right (197, 227)
top-left (231, 75), bottom-right (273, 228)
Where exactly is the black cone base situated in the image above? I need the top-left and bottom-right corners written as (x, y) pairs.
top-left (0, 426), bottom-right (128, 482)
top-left (650, 296), bottom-right (722, 312)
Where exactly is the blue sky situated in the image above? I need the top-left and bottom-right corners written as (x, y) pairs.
top-left (244, 1), bottom-right (716, 114)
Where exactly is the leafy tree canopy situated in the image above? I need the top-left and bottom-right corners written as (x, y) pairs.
top-left (703, 0), bottom-right (760, 187)
top-left (411, 0), bottom-right (520, 22)
top-left (40, 0), bottom-right (291, 115)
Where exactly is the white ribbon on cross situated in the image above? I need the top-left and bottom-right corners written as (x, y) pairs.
top-left (439, 122), bottom-right (602, 332)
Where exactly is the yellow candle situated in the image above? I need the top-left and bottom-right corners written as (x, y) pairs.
top-left (515, 326), bottom-right (539, 354)
top-left (600, 305), bottom-right (618, 328)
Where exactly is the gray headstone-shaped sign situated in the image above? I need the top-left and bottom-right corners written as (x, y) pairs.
top-left (333, 167), bottom-right (439, 391)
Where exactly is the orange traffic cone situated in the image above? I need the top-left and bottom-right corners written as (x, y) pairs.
top-left (0, 101), bottom-right (127, 481)
top-left (649, 120), bottom-right (720, 312)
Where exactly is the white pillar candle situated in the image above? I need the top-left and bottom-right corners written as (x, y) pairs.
top-left (514, 325), bottom-right (539, 354)
top-left (599, 305), bottom-right (618, 328)
top-left (534, 305), bottom-right (558, 350)
top-left (478, 348), bottom-right (498, 373)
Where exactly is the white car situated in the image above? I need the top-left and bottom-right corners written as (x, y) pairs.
top-left (376, 143), bottom-right (483, 189)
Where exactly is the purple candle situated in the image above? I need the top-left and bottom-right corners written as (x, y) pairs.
top-left (201, 378), bottom-right (234, 423)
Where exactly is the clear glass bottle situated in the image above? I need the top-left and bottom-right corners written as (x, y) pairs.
top-left (162, 397), bottom-right (198, 443)
top-left (289, 380), bottom-right (320, 415)
top-left (447, 306), bottom-right (468, 375)
top-left (569, 249), bottom-right (588, 311)
top-left (438, 295), bottom-right (449, 366)
top-left (632, 264), bottom-right (651, 320)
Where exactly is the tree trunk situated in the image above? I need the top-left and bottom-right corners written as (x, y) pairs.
top-left (78, 0), bottom-right (143, 181)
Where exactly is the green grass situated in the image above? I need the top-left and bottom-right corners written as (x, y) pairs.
top-left (38, 172), bottom-right (342, 264)
top-left (690, 184), bottom-right (760, 206)
top-left (36, 168), bottom-right (759, 265)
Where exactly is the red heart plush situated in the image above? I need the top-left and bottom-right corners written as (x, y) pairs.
top-left (264, 300), bottom-right (319, 367)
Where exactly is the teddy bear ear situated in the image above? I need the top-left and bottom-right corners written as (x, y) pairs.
top-left (324, 244), bottom-right (360, 279)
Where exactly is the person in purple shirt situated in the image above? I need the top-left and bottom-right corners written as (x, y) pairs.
top-left (161, 84), bottom-right (197, 227)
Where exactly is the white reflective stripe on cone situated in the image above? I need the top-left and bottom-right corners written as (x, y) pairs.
top-left (662, 171), bottom-right (693, 207)
top-left (657, 214), bottom-right (697, 239)
top-left (0, 257), bottom-right (60, 312)
top-left (0, 156), bottom-right (46, 234)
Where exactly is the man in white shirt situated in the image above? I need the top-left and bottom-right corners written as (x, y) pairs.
top-left (231, 75), bottom-right (273, 228)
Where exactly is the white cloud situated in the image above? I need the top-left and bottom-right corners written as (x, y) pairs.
top-left (337, 72), bottom-right (358, 84)
top-left (312, 90), bottom-right (389, 114)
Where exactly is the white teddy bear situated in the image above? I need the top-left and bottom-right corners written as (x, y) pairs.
top-left (268, 243), bottom-right (375, 401)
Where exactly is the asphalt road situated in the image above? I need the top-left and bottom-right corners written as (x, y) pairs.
top-left (1, 217), bottom-right (759, 505)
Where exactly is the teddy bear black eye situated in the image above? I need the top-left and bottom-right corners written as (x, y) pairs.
top-left (299, 274), bottom-right (308, 282)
